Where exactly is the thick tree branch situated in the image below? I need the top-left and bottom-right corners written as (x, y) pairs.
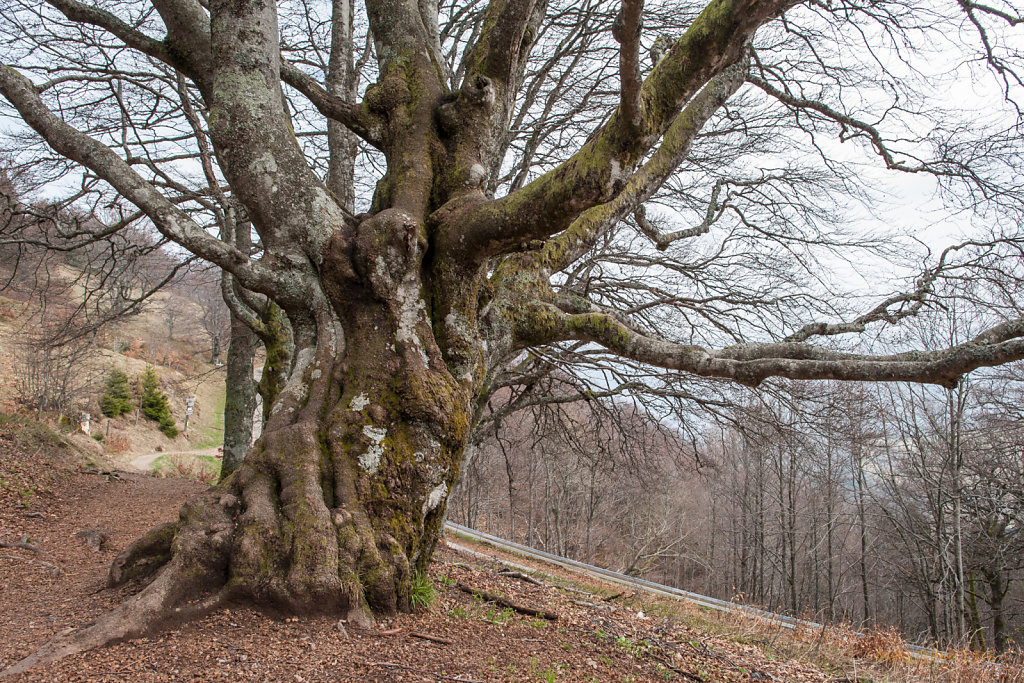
top-left (613, 0), bottom-right (644, 128)
top-left (206, 0), bottom-right (354, 267)
top-left (149, 0), bottom-right (213, 79)
top-left (460, 0), bottom-right (542, 85)
top-left (493, 54), bottom-right (749, 279)
top-left (0, 64), bottom-right (273, 294)
top-left (514, 303), bottom-right (1024, 388)
top-left (449, 0), bottom-right (791, 262)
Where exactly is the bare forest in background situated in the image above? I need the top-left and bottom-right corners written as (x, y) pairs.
top-left (450, 364), bottom-right (1024, 653)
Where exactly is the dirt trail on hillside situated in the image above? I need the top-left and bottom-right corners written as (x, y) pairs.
top-left (0, 457), bottom-right (861, 682)
top-left (127, 447), bottom-right (223, 472)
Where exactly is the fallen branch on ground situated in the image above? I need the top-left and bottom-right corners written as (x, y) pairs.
top-left (409, 631), bottom-right (454, 645)
top-left (80, 469), bottom-right (126, 481)
top-left (0, 536), bottom-right (56, 559)
top-left (553, 583), bottom-right (594, 597)
top-left (571, 598), bottom-right (616, 612)
top-left (456, 581), bottom-right (559, 621)
top-left (497, 569), bottom-right (543, 586)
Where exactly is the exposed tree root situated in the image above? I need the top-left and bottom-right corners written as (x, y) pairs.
top-left (107, 521), bottom-right (178, 587)
top-left (0, 561), bottom-right (228, 679)
top-left (1, 491), bottom-right (235, 679)
top-left (2, 357), bottom-right (462, 677)
top-left (0, 445), bottom-right (404, 677)
top-left (455, 581), bottom-right (560, 621)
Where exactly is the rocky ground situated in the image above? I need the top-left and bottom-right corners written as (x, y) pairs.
top-left (0, 415), bottom-right (1016, 682)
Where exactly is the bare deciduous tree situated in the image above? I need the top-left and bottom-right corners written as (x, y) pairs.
top-left (0, 0), bottom-right (1021, 673)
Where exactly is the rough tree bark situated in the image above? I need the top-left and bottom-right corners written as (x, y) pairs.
top-left (0, 0), bottom-right (1023, 675)
top-left (221, 306), bottom-right (256, 479)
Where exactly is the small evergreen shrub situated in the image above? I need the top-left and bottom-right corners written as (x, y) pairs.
top-left (139, 366), bottom-right (178, 438)
top-left (99, 369), bottom-right (134, 418)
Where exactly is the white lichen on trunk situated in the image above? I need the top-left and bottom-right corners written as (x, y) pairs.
top-left (421, 482), bottom-right (448, 515)
top-left (358, 424), bottom-right (388, 473)
top-left (395, 277), bottom-right (431, 367)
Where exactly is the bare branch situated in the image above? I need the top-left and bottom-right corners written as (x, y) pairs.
top-left (45, 0), bottom-right (378, 146)
top-left (280, 60), bottom-right (382, 149)
top-left (515, 301), bottom-right (1024, 388)
top-left (955, 0), bottom-right (1024, 103)
top-left (0, 64), bottom-right (272, 293)
top-left (634, 179), bottom-right (726, 250)
top-left (612, 0), bottom-right (643, 128)
top-left (784, 235), bottom-right (1024, 342)
top-left (748, 74), bottom-right (921, 172)
top-left (43, 0), bottom-right (170, 64)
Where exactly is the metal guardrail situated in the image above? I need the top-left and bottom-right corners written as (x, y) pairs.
top-left (444, 521), bottom-right (935, 660)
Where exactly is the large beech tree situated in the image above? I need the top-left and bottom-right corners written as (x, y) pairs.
top-left (1, 0), bottom-right (1022, 673)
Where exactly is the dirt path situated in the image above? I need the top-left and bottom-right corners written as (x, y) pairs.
top-left (127, 447), bottom-right (222, 473)
top-left (0, 456), bottom-right (853, 682)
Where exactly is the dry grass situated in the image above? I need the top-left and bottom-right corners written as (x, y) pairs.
top-left (454, 535), bottom-right (1024, 683)
top-left (644, 602), bottom-right (1024, 682)
top-left (104, 432), bottom-right (131, 454)
top-left (152, 453), bottom-right (220, 484)
top-left (677, 607), bottom-right (1024, 681)
top-left (853, 626), bottom-right (911, 665)
top-left (891, 645), bottom-right (1024, 682)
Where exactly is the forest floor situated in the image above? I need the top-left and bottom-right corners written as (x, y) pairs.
top-left (0, 414), bottom-right (1019, 682)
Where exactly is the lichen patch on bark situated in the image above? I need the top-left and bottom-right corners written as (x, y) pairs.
top-left (358, 425), bottom-right (388, 473)
top-left (421, 482), bottom-right (448, 515)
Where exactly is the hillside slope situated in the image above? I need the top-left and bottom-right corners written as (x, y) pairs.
top-left (3, 416), bottom-right (1018, 682)
top-left (0, 278), bottom-right (232, 466)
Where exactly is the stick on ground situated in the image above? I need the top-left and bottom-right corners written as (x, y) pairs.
top-left (456, 581), bottom-right (559, 621)
top-left (409, 631), bottom-right (454, 645)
